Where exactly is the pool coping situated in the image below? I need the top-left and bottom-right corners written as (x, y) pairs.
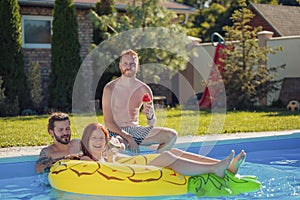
top-left (1, 129), bottom-right (300, 159)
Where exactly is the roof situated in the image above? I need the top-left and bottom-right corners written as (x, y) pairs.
top-left (250, 3), bottom-right (300, 37)
top-left (18, 0), bottom-right (195, 14)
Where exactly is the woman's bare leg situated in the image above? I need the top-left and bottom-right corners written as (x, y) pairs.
top-left (148, 150), bottom-right (235, 178)
top-left (169, 148), bottom-right (246, 174)
top-left (169, 148), bottom-right (219, 163)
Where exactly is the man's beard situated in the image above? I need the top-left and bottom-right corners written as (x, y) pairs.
top-left (54, 133), bottom-right (71, 145)
top-left (121, 68), bottom-right (135, 77)
top-left (121, 69), bottom-right (129, 75)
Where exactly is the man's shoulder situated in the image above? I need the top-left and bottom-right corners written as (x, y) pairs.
top-left (104, 78), bottom-right (119, 90)
top-left (39, 144), bottom-right (54, 156)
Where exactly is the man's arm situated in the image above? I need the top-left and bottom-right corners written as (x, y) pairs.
top-left (35, 148), bottom-right (61, 174)
top-left (102, 84), bottom-right (139, 152)
top-left (144, 102), bottom-right (157, 126)
top-left (142, 86), bottom-right (157, 126)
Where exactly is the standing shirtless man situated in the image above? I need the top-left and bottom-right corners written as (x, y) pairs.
top-left (102, 49), bottom-right (177, 154)
top-left (35, 112), bottom-right (81, 173)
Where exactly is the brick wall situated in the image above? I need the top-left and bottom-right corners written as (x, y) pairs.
top-left (20, 6), bottom-right (93, 107)
top-left (77, 9), bottom-right (93, 59)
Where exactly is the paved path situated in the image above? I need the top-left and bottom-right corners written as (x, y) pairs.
top-left (1, 130), bottom-right (299, 158)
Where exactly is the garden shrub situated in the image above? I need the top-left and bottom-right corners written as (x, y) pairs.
top-left (0, 0), bottom-right (32, 113)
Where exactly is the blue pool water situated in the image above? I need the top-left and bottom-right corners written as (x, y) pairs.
top-left (0, 132), bottom-right (299, 200)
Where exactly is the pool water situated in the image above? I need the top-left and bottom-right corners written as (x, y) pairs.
top-left (0, 133), bottom-right (299, 200)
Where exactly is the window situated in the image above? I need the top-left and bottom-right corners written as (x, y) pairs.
top-left (22, 15), bottom-right (53, 48)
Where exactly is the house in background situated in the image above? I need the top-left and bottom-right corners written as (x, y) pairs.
top-left (18, 0), bottom-right (195, 107)
top-left (17, 1), bottom-right (300, 108)
top-left (248, 3), bottom-right (300, 105)
top-left (177, 3), bottom-right (300, 107)
top-left (249, 3), bottom-right (300, 37)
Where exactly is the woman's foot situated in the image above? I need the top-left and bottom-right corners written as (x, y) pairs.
top-left (228, 150), bottom-right (246, 174)
top-left (214, 150), bottom-right (235, 178)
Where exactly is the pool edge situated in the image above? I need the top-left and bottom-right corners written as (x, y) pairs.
top-left (1, 129), bottom-right (300, 159)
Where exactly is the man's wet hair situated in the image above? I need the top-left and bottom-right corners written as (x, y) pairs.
top-left (48, 112), bottom-right (70, 132)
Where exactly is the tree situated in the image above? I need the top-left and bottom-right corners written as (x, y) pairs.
top-left (0, 0), bottom-right (31, 113)
top-left (0, 77), bottom-right (5, 103)
top-left (93, 0), bottom-right (116, 45)
top-left (192, 3), bottom-right (227, 42)
top-left (92, 0), bottom-right (119, 103)
top-left (0, 76), bottom-right (7, 116)
top-left (48, 0), bottom-right (81, 111)
top-left (221, 0), bottom-right (284, 110)
top-left (192, 0), bottom-right (278, 42)
top-left (0, 76), bottom-right (19, 116)
top-left (90, 0), bottom-right (189, 80)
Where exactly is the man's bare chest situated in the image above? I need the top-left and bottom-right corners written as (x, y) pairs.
top-left (112, 88), bottom-right (142, 110)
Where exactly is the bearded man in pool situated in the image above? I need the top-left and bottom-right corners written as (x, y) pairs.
top-left (35, 112), bottom-right (81, 173)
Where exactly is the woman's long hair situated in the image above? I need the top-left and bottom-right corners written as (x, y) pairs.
top-left (80, 123), bottom-right (110, 161)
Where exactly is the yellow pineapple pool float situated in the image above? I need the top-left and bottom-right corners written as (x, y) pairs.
top-left (48, 154), bottom-right (261, 197)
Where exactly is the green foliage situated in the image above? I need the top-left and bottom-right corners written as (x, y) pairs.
top-left (0, 77), bottom-right (5, 102)
top-left (221, 0), bottom-right (284, 110)
top-left (28, 61), bottom-right (43, 111)
top-left (0, 77), bottom-right (19, 117)
top-left (0, 0), bottom-right (32, 113)
top-left (93, 0), bottom-right (116, 45)
top-left (0, 77), bottom-right (20, 117)
top-left (0, 77), bottom-right (8, 117)
top-left (21, 109), bottom-right (37, 116)
top-left (49, 0), bottom-right (82, 112)
top-left (126, 0), bottom-right (188, 68)
top-left (92, 0), bottom-right (119, 102)
top-left (191, 0), bottom-right (279, 42)
top-left (89, 0), bottom-right (189, 81)
top-left (8, 97), bottom-right (20, 116)
top-left (192, 3), bottom-right (228, 41)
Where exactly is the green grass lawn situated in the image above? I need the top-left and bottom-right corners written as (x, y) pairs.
top-left (0, 109), bottom-right (299, 148)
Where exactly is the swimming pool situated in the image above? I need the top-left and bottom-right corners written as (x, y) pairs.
top-left (0, 132), bottom-right (299, 199)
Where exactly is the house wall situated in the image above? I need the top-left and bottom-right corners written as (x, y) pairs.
top-left (192, 44), bottom-right (215, 94)
top-left (267, 36), bottom-right (300, 105)
top-left (176, 43), bottom-right (218, 105)
top-left (20, 6), bottom-right (93, 106)
top-left (20, 6), bottom-right (52, 105)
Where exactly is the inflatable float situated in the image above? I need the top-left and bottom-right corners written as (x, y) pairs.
top-left (48, 154), bottom-right (261, 197)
